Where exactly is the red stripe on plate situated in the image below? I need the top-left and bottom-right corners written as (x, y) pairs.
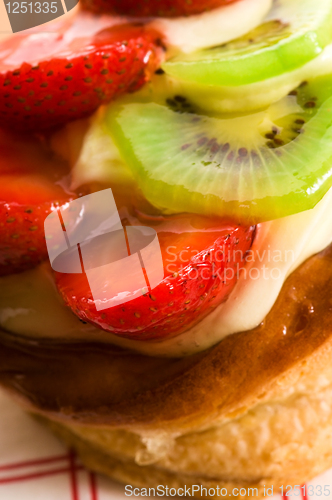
top-left (302, 484), bottom-right (309, 500)
top-left (89, 472), bottom-right (98, 500)
top-left (69, 451), bottom-right (80, 500)
top-left (0, 453), bottom-right (70, 472)
top-left (0, 465), bottom-right (84, 484)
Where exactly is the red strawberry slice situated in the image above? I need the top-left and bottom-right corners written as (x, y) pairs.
top-left (0, 128), bottom-right (79, 276)
top-left (0, 13), bottom-right (163, 130)
top-left (80, 0), bottom-right (239, 17)
top-left (55, 214), bottom-right (255, 341)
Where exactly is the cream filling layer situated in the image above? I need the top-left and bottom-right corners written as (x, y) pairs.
top-left (1, 187), bottom-right (332, 357)
top-left (150, 0), bottom-right (272, 53)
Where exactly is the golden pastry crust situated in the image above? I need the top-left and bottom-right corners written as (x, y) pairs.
top-left (38, 375), bottom-right (332, 500)
top-left (2, 245), bottom-right (332, 494)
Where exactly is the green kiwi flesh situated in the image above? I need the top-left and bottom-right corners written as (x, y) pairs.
top-left (106, 74), bottom-right (332, 223)
top-left (162, 0), bottom-right (332, 87)
top-left (150, 42), bottom-right (332, 114)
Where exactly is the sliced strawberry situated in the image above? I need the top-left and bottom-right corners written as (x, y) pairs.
top-left (80, 0), bottom-right (239, 17)
top-left (0, 128), bottom-right (78, 276)
top-left (55, 214), bottom-right (255, 341)
top-left (0, 14), bottom-right (163, 130)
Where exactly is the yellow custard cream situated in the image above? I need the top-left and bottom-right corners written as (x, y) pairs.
top-left (1, 187), bottom-right (332, 357)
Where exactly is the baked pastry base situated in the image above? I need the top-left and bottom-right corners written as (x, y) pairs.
top-left (38, 389), bottom-right (332, 500)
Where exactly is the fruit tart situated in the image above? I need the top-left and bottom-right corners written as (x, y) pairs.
top-left (1, 0), bottom-right (332, 497)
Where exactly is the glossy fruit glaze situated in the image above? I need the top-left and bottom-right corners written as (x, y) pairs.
top-left (55, 210), bottom-right (255, 341)
top-left (0, 13), bottom-right (163, 129)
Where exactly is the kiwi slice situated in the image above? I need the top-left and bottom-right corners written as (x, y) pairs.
top-left (162, 0), bottom-right (332, 87)
top-left (106, 74), bottom-right (332, 223)
top-left (150, 43), bottom-right (332, 115)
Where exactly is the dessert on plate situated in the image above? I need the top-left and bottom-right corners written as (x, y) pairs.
top-left (1, 0), bottom-right (332, 496)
